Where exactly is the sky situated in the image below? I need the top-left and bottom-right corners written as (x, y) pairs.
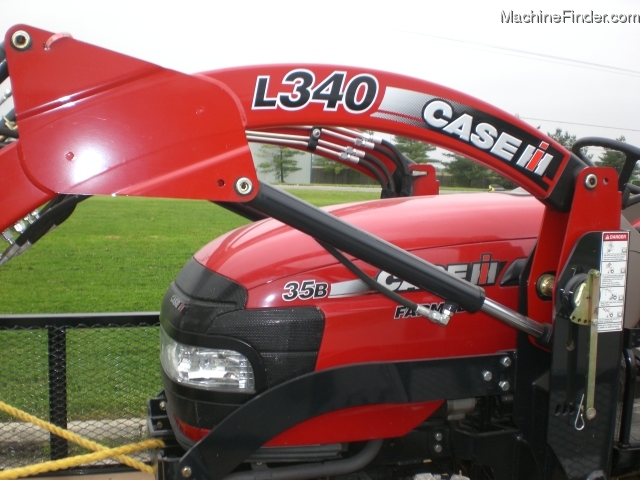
top-left (2, 0), bottom-right (640, 160)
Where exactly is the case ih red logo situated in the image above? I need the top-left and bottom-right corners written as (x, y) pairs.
top-left (377, 253), bottom-right (505, 292)
top-left (516, 141), bottom-right (554, 175)
top-left (170, 295), bottom-right (187, 312)
top-left (372, 88), bottom-right (563, 189)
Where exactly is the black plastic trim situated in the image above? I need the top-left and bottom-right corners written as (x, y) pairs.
top-left (544, 153), bottom-right (585, 212)
top-left (500, 258), bottom-right (528, 287)
top-left (176, 352), bottom-right (516, 480)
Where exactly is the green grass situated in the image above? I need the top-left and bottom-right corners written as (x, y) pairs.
top-left (0, 189), bottom-right (381, 423)
top-left (0, 197), bottom-right (249, 313)
top-left (0, 190), bottom-right (379, 314)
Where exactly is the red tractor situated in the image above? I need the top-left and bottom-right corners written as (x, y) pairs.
top-left (2, 25), bottom-right (640, 480)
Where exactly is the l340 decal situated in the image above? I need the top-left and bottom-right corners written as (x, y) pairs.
top-left (252, 70), bottom-right (379, 113)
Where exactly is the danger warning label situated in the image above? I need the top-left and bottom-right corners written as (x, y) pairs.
top-left (598, 231), bottom-right (629, 332)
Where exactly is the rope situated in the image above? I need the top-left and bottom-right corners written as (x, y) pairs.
top-left (0, 440), bottom-right (162, 480)
top-left (0, 401), bottom-right (164, 478)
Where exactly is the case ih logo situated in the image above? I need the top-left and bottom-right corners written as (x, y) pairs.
top-left (372, 88), bottom-right (563, 189)
top-left (516, 141), bottom-right (553, 175)
top-left (376, 253), bottom-right (505, 293)
top-left (170, 295), bottom-right (187, 312)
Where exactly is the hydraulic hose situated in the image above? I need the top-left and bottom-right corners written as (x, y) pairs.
top-left (364, 152), bottom-right (395, 192)
top-left (0, 43), bottom-right (7, 84)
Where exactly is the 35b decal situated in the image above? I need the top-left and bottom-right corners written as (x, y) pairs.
top-left (253, 70), bottom-right (379, 113)
top-left (282, 280), bottom-right (329, 301)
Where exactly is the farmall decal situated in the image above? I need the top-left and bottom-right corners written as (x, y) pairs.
top-left (371, 87), bottom-right (563, 189)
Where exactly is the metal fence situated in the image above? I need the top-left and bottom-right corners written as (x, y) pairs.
top-left (0, 313), bottom-right (161, 474)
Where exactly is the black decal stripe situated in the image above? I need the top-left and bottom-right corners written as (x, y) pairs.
top-left (178, 353), bottom-right (515, 480)
top-left (373, 87), bottom-right (567, 191)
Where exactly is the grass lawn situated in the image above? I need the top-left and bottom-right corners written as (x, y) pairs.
top-left (0, 189), bottom-right (381, 425)
top-left (0, 189), bottom-right (380, 314)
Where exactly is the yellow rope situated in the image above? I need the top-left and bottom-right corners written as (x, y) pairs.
top-left (0, 401), bottom-right (164, 478)
top-left (0, 440), bottom-right (162, 480)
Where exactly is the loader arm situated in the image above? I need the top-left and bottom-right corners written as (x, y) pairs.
top-left (0, 24), bottom-right (607, 327)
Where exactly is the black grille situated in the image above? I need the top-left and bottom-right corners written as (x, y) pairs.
top-left (208, 308), bottom-right (324, 351)
top-left (260, 352), bottom-right (319, 386)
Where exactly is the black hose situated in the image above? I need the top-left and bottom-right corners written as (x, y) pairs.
top-left (0, 42), bottom-right (7, 84)
top-left (318, 240), bottom-right (420, 313)
top-left (358, 157), bottom-right (391, 194)
top-left (364, 152), bottom-right (395, 192)
top-left (14, 195), bottom-right (89, 247)
top-left (0, 126), bottom-right (17, 138)
top-left (223, 439), bottom-right (383, 480)
top-left (380, 138), bottom-right (413, 175)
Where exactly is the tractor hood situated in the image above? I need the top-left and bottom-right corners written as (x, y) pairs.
top-left (194, 191), bottom-right (544, 292)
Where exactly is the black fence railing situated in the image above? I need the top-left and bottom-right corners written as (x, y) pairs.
top-left (0, 313), bottom-right (161, 474)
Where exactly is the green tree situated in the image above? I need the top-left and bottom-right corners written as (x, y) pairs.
top-left (598, 135), bottom-right (627, 172)
top-left (393, 136), bottom-right (435, 163)
top-left (444, 153), bottom-right (515, 189)
top-left (314, 155), bottom-right (348, 174)
top-left (258, 145), bottom-right (302, 183)
top-left (547, 128), bottom-right (594, 162)
top-left (548, 128), bottom-right (577, 149)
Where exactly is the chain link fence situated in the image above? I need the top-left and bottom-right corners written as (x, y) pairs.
top-left (0, 313), bottom-right (161, 472)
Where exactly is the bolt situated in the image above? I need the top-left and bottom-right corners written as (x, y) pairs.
top-left (181, 466), bottom-right (192, 478)
top-left (235, 177), bottom-right (253, 196)
top-left (536, 274), bottom-right (555, 298)
top-left (586, 407), bottom-right (597, 420)
top-left (312, 128), bottom-right (321, 138)
top-left (434, 432), bottom-right (443, 442)
top-left (584, 173), bottom-right (598, 190)
top-left (433, 444), bottom-right (442, 453)
top-left (156, 421), bottom-right (163, 430)
top-left (482, 371), bottom-right (493, 382)
top-left (159, 401), bottom-right (167, 411)
top-left (500, 356), bottom-right (512, 368)
top-left (11, 30), bottom-right (31, 50)
top-left (499, 380), bottom-right (510, 391)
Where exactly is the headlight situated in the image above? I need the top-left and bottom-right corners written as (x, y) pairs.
top-left (160, 328), bottom-right (255, 392)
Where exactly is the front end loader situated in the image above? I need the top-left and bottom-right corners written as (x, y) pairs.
top-left (2, 25), bottom-right (640, 480)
